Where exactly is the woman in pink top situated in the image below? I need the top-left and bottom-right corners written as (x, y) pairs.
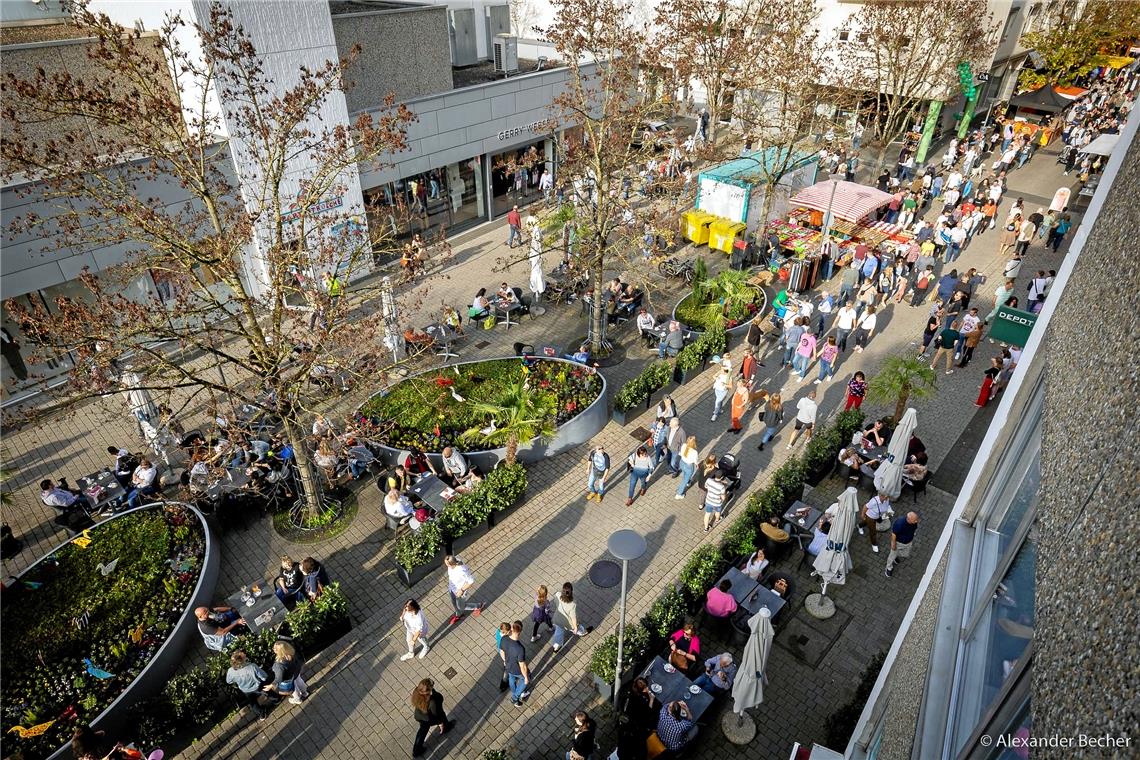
top-left (791, 330), bottom-right (817, 381)
top-left (814, 335), bottom-right (839, 383)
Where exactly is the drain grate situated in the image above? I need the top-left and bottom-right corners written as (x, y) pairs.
top-left (775, 608), bottom-right (852, 668)
top-left (443, 667), bottom-right (458, 680)
top-left (474, 340), bottom-right (491, 349)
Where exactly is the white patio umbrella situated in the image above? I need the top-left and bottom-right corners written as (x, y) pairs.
top-left (874, 407), bottom-right (918, 500)
top-left (732, 607), bottom-right (775, 716)
top-left (810, 487), bottom-right (860, 612)
top-left (379, 275), bottom-right (403, 363)
top-left (526, 220), bottom-right (546, 314)
top-left (121, 371), bottom-right (158, 439)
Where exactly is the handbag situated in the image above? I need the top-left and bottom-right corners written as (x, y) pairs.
top-left (482, 315), bottom-right (496, 330)
top-left (669, 649), bottom-right (690, 671)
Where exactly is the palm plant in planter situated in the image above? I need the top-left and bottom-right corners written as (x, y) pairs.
top-left (678, 269), bottom-right (762, 330)
top-left (461, 379), bottom-right (557, 465)
top-left (867, 356), bottom-right (937, 422)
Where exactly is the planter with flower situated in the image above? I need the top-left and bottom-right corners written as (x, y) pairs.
top-left (1, 503), bottom-right (218, 760)
top-left (673, 267), bottom-right (767, 337)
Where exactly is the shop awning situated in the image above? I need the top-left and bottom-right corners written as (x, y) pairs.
top-left (789, 180), bottom-right (894, 223)
top-left (1082, 133), bottom-right (1119, 156)
top-left (1010, 84), bottom-right (1072, 113)
top-left (1102, 55), bottom-right (1135, 70)
top-left (1054, 85), bottom-right (1088, 99)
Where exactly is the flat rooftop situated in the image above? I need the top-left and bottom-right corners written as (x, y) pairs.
top-left (329, 1), bottom-right (420, 15)
top-left (1, 21), bottom-right (92, 46)
top-left (452, 58), bottom-right (549, 88)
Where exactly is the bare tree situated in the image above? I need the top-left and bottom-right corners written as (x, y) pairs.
top-left (1, 3), bottom-right (415, 522)
top-left (839, 0), bottom-right (998, 170)
top-left (539, 0), bottom-right (683, 355)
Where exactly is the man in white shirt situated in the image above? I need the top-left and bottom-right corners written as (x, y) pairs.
top-left (786, 390), bottom-right (818, 450)
top-left (439, 447), bottom-right (469, 487)
top-left (41, 478), bottom-right (84, 510)
top-left (835, 302), bottom-right (857, 352)
top-left (946, 170), bottom-right (962, 190)
top-left (859, 492), bottom-right (893, 553)
top-left (444, 555), bottom-right (484, 624)
top-left (126, 459), bottom-right (158, 509)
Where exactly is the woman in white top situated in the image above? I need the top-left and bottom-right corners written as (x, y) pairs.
top-left (384, 489), bottom-right (414, 521)
top-left (741, 549), bottom-right (769, 580)
top-left (399, 599), bottom-right (430, 660)
top-left (676, 435), bottom-right (701, 499)
top-left (551, 582), bottom-right (587, 652)
top-left (711, 366), bottom-right (731, 422)
top-left (852, 305), bottom-right (877, 353)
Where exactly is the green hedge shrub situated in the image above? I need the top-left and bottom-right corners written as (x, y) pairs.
top-left (588, 624), bottom-right (651, 682)
top-left (614, 361), bottom-right (673, 411)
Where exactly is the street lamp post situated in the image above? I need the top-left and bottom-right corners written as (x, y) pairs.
top-left (607, 529), bottom-right (647, 708)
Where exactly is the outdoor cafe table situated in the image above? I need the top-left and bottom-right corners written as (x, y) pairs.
top-left (225, 582), bottom-right (288, 635)
top-left (718, 566), bottom-right (760, 606)
top-left (492, 298), bottom-right (522, 329)
top-left (782, 501), bottom-right (823, 551)
top-left (76, 470), bottom-right (125, 513)
top-left (409, 473), bottom-right (449, 512)
top-left (205, 468), bottom-right (251, 501)
top-left (737, 583), bottom-right (787, 621)
top-left (640, 656), bottom-right (714, 721)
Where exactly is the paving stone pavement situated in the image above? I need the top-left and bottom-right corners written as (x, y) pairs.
top-left (0, 142), bottom-right (1076, 759)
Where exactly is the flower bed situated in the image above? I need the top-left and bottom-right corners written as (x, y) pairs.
top-left (1, 504), bottom-right (210, 760)
top-left (359, 358), bottom-right (604, 453)
top-left (586, 409), bottom-right (865, 690)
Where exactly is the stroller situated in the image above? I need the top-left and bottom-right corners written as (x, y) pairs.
top-left (717, 453), bottom-right (743, 500)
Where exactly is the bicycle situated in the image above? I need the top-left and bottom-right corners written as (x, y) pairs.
top-left (658, 256), bottom-right (695, 284)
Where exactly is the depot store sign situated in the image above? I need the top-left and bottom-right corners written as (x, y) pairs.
top-left (989, 305), bottom-right (1039, 347)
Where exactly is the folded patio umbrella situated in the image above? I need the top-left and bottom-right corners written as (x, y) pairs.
top-left (732, 607), bottom-right (775, 716)
top-left (812, 486), bottom-right (860, 594)
top-left (874, 407), bottom-right (917, 500)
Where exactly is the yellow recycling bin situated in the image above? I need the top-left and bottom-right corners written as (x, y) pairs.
top-left (681, 209), bottom-right (715, 245)
top-left (708, 220), bottom-right (746, 253)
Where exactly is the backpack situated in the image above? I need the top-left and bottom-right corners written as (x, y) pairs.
top-left (916, 272), bottom-right (930, 289)
top-left (591, 450), bottom-right (610, 474)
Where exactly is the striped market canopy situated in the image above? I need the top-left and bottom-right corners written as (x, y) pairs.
top-left (789, 180), bottom-right (895, 223)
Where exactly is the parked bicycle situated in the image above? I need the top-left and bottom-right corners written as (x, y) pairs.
top-left (658, 256), bottom-right (695, 284)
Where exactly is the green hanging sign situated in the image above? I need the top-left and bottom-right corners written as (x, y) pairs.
top-left (989, 305), bottom-right (1039, 347)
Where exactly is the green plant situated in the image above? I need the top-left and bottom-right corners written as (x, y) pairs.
top-left (394, 520), bottom-right (444, 572)
top-left (803, 424), bottom-right (843, 476)
top-left (824, 652), bottom-right (886, 748)
top-left (642, 585), bottom-right (687, 641)
top-left (673, 324), bottom-right (727, 374)
top-left (677, 270), bottom-right (763, 330)
top-left (588, 625), bottom-right (651, 683)
top-left (771, 459), bottom-right (807, 504)
top-left (614, 360), bottom-right (673, 411)
top-left (286, 583), bottom-right (350, 649)
top-left (483, 750), bottom-right (510, 760)
top-left (867, 356), bottom-right (937, 422)
top-left (835, 408), bottom-right (867, 446)
top-left (678, 544), bottom-right (725, 601)
top-left (436, 464), bottom-right (528, 539)
top-left (719, 518), bottom-right (757, 559)
top-left (460, 379), bottom-right (557, 465)
top-left (693, 255), bottom-right (708, 284)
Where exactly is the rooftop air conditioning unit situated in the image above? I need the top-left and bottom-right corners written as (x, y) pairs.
top-left (493, 34), bottom-right (518, 74)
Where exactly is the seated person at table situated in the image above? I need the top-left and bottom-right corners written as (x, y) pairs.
top-left (442, 305), bottom-right (464, 336)
top-left (623, 677), bottom-right (661, 738)
top-left (656, 700), bottom-right (696, 754)
top-left (469, 288), bottom-right (491, 320)
top-left (616, 283), bottom-right (641, 315)
top-left (401, 448), bottom-right (435, 478)
top-left (195, 605), bottom-right (247, 651)
top-left (380, 464), bottom-right (414, 494)
top-left (665, 621), bottom-right (700, 674)
top-left (344, 439), bottom-right (375, 480)
top-left (564, 343), bottom-right (591, 364)
top-left (760, 515), bottom-right (791, 548)
top-left (107, 446), bottom-right (138, 488)
top-left (907, 434), bottom-right (927, 459)
top-left (301, 556), bottom-right (330, 600)
top-left (657, 321), bottom-right (685, 359)
top-left (403, 326), bottom-right (434, 356)
top-left (496, 282), bottom-right (519, 305)
top-left (740, 549), bottom-right (769, 580)
top-left (904, 457), bottom-right (929, 481)
top-left (705, 579), bottom-right (738, 619)
top-left (764, 573), bottom-right (793, 600)
top-left (863, 419), bottom-right (887, 447)
top-left (636, 307), bottom-right (656, 346)
top-left (807, 519), bottom-right (832, 557)
top-left (838, 447), bottom-right (865, 477)
top-left (439, 446), bottom-right (469, 488)
top-left (455, 466), bottom-right (484, 494)
top-left (226, 650), bottom-right (277, 720)
top-left (384, 488), bottom-right (415, 525)
top-left (694, 652), bottom-right (736, 696)
top-left (40, 478), bottom-right (85, 512)
top-left (125, 459), bottom-right (159, 509)
top-left (274, 555), bottom-right (306, 608)
top-left (312, 413), bottom-right (334, 439)
top-left (313, 439), bottom-right (341, 483)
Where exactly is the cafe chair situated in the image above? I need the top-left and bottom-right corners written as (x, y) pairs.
top-left (42, 500), bottom-right (95, 536)
top-left (902, 471), bottom-right (932, 503)
top-left (510, 287), bottom-right (533, 318)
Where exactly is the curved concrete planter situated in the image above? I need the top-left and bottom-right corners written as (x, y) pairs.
top-left (362, 357), bottom-right (609, 473)
top-left (21, 503), bottom-right (219, 760)
top-left (672, 286), bottom-right (769, 338)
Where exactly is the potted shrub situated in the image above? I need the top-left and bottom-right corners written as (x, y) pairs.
top-left (678, 544), bottom-right (726, 604)
top-left (485, 463), bottom-right (528, 526)
top-left (673, 269), bottom-right (766, 336)
top-left (671, 325), bottom-right (725, 385)
top-left (640, 585), bottom-right (687, 649)
top-left (835, 408), bottom-right (867, 448)
top-left (802, 424), bottom-right (842, 486)
top-left (770, 459), bottom-right (807, 509)
top-left (867, 356), bottom-right (937, 422)
top-left (588, 624), bottom-right (651, 699)
top-left (394, 521), bottom-right (444, 587)
top-left (613, 361), bottom-right (672, 423)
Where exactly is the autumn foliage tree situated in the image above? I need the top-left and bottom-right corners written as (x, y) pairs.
top-left (840, 0), bottom-right (998, 170)
top-left (1018, 0), bottom-right (1140, 90)
top-left (1, 3), bottom-right (413, 522)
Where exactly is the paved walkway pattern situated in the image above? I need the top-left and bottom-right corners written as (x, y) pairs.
top-left (0, 142), bottom-right (1075, 759)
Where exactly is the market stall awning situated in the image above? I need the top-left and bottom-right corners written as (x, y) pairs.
top-left (1082, 133), bottom-right (1119, 156)
top-left (1055, 85), bottom-right (1088, 99)
top-left (789, 180), bottom-right (894, 223)
top-left (1010, 85), bottom-right (1072, 113)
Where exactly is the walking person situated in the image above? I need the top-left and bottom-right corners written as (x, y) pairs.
top-left (929, 319), bottom-right (962, 375)
top-left (792, 327), bottom-right (817, 381)
top-left (665, 417), bottom-right (687, 476)
top-left (884, 512), bottom-right (920, 578)
top-left (499, 621), bottom-right (531, 707)
top-left (702, 468), bottom-right (728, 533)
top-left (551, 582), bottom-right (588, 652)
top-left (410, 678), bottom-right (455, 756)
top-left (917, 312), bottom-right (940, 359)
top-left (858, 492), bottom-right (892, 554)
top-left (997, 222), bottom-right (1018, 259)
top-left (676, 436), bottom-right (700, 499)
top-left (1048, 213), bottom-right (1071, 252)
top-left (757, 393), bottom-right (784, 451)
top-left (443, 555), bottom-right (484, 625)
top-left (530, 586), bottom-right (555, 642)
top-left (814, 335), bottom-right (839, 384)
top-left (399, 598), bottom-right (430, 660)
top-left (851, 305), bottom-right (877, 353)
top-left (815, 290), bottom-right (834, 337)
top-left (626, 445), bottom-right (653, 506)
top-left (728, 378), bottom-right (752, 433)
top-left (584, 446), bottom-right (610, 502)
top-left (566, 711), bottom-right (597, 760)
top-left (835, 300), bottom-right (857, 352)
top-left (844, 371), bottom-right (867, 411)
top-left (506, 205), bottom-right (522, 248)
top-left (975, 357), bottom-right (1002, 407)
top-left (264, 640), bottom-right (308, 705)
top-left (710, 363), bottom-right (731, 421)
top-left (909, 266), bottom-right (934, 306)
top-left (785, 389), bottom-right (818, 450)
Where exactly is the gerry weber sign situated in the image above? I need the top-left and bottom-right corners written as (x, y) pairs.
top-left (498, 119), bottom-right (554, 141)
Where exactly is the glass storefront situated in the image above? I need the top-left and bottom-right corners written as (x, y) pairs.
top-left (363, 157), bottom-right (486, 260)
top-left (490, 138), bottom-right (549, 218)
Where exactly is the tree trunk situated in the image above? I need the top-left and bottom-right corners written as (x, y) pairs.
top-left (281, 415), bottom-right (323, 520)
top-left (894, 385), bottom-right (909, 423)
top-left (875, 141), bottom-right (890, 178)
top-left (589, 257), bottom-right (607, 355)
top-left (505, 433), bottom-right (519, 466)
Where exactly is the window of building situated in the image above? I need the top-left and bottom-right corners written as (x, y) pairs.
top-left (838, 29), bottom-right (850, 42)
top-left (490, 138), bottom-right (549, 218)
